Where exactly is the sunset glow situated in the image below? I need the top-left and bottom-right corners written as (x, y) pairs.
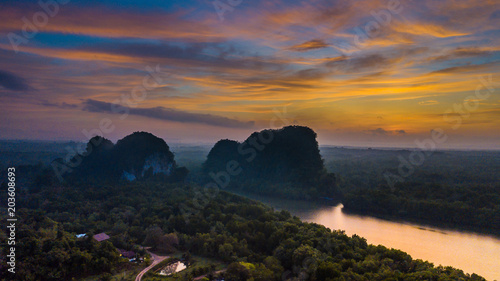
top-left (1, 0), bottom-right (499, 148)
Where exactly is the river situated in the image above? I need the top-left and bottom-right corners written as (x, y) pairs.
top-left (233, 191), bottom-right (500, 281)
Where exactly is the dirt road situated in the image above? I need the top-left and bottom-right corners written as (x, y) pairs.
top-left (135, 251), bottom-right (168, 281)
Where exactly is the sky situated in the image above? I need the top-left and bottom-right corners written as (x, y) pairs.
top-left (0, 0), bottom-right (499, 149)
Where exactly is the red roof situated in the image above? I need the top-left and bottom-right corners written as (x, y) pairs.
top-left (93, 232), bottom-right (110, 242)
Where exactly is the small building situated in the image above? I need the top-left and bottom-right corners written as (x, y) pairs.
top-left (118, 249), bottom-right (136, 259)
top-left (93, 232), bottom-right (110, 242)
top-left (76, 233), bottom-right (87, 239)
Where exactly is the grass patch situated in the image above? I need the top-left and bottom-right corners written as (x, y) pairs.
top-left (78, 260), bottom-right (145, 281)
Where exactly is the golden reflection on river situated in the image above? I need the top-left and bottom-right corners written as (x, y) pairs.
top-left (306, 204), bottom-right (500, 281)
top-left (231, 192), bottom-right (500, 281)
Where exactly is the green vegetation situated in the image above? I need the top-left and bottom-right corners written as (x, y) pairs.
top-left (0, 180), bottom-right (486, 280)
top-left (1, 129), bottom-right (498, 280)
top-left (201, 126), bottom-right (340, 200)
top-left (146, 255), bottom-right (223, 281)
top-left (322, 147), bottom-right (500, 234)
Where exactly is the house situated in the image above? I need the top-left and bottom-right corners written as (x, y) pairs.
top-left (118, 249), bottom-right (136, 259)
top-left (93, 232), bottom-right (110, 242)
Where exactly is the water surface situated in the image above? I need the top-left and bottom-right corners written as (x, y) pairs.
top-left (234, 191), bottom-right (500, 281)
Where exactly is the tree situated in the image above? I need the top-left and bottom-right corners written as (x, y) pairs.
top-left (143, 226), bottom-right (163, 248)
top-left (157, 233), bottom-right (179, 253)
top-left (316, 261), bottom-right (341, 280)
top-left (218, 243), bottom-right (234, 262)
top-left (225, 262), bottom-right (250, 281)
top-left (250, 263), bottom-right (274, 281)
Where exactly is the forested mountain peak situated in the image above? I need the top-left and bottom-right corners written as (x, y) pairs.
top-left (64, 132), bottom-right (186, 183)
top-left (203, 126), bottom-right (339, 199)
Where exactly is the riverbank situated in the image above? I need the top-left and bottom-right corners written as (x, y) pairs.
top-left (229, 190), bottom-right (500, 281)
top-left (341, 207), bottom-right (500, 238)
top-left (228, 189), bottom-right (500, 238)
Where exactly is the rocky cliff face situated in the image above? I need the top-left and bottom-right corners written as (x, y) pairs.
top-left (121, 153), bottom-right (174, 181)
top-left (141, 153), bottom-right (174, 177)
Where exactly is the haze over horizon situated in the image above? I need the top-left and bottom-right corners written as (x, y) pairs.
top-left (1, 0), bottom-right (499, 149)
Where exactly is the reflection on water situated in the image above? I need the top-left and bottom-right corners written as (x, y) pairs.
top-left (234, 191), bottom-right (500, 281)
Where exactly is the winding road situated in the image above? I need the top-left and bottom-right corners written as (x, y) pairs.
top-left (135, 251), bottom-right (168, 281)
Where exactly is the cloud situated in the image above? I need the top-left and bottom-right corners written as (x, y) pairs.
top-left (365, 128), bottom-right (389, 135)
top-left (0, 3), bottom-right (221, 42)
top-left (395, 130), bottom-right (406, 135)
top-left (82, 99), bottom-right (254, 128)
top-left (365, 128), bottom-right (407, 135)
top-left (40, 100), bottom-right (79, 109)
top-left (391, 21), bottom-right (470, 38)
top-left (428, 47), bottom-right (493, 62)
top-left (325, 54), bottom-right (393, 72)
top-left (14, 40), bottom-right (288, 74)
top-left (0, 70), bottom-right (30, 91)
top-left (428, 61), bottom-right (499, 75)
top-left (418, 100), bottom-right (439, 105)
top-left (289, 39), bottom-right (330, 52)
top-left (0, 0), bottom-right (498, 147)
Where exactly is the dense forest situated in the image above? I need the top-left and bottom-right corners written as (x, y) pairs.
top-left (321, 148), bottom-right (500, 234)
top-left (197, 128), bottom-right (500, 235)
top-left (0, 181), bottom-right (487, 280)
top-left (0, 129), bottom-right (498, 280)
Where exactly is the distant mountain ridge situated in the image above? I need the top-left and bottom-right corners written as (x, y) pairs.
top-left (55, 127), bottom-right (338, 199)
